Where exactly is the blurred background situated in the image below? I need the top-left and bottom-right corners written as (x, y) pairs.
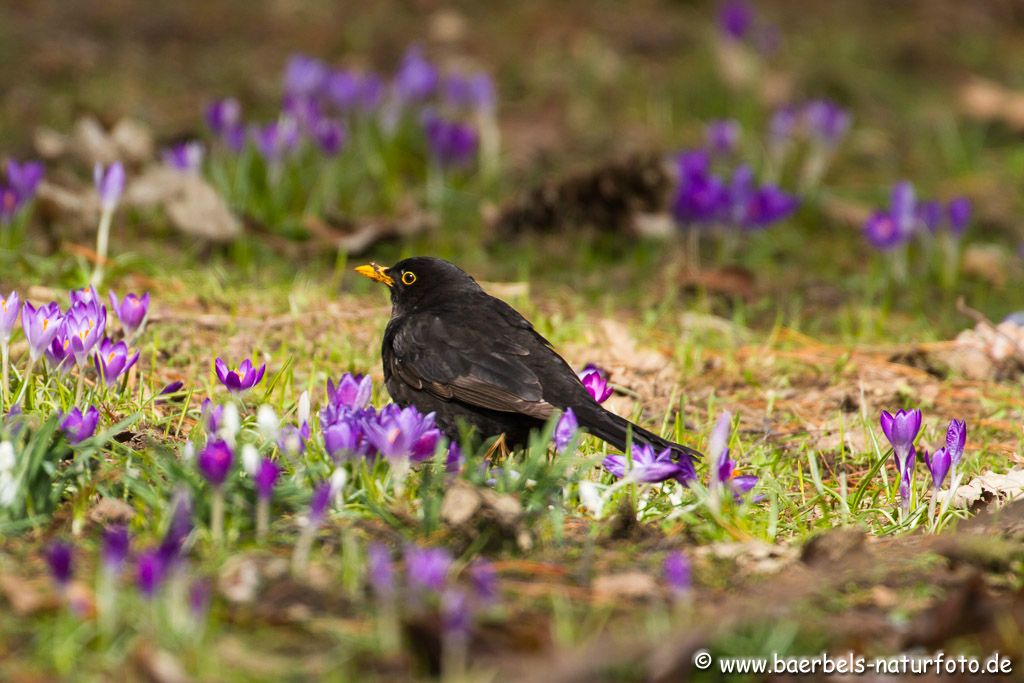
top-left (1, 0), bottom-right (1023, 338)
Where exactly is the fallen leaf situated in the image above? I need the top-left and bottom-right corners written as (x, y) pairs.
top-left (592, 572), bottom-right (657, 601)
top-left (0, 574), bottom-right (59, 615)
top-left (950, 469), bottom-right (1024, 510)
top-left (88, 497), bottom-right (135, 526)
top-left (218, 555), bottom-right (260, 603)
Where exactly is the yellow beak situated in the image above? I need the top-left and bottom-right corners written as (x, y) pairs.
top-left (355, 263), bottom-right (394, 287)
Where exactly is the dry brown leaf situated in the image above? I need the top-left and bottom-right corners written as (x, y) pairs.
top-left (133, 644), bottom-right (193, 683)
top-left (959, 78), bottom-right (1024, 130)
top-left (165, 174), bottom-right (242, 241)
top-left (951, 469), bottom-right (1024, 509)
top-left (0, 574), bottom-right (59, 615)
top-left (218, 555), bottom-right (261, 603)
top-left (88, 497), bottom-right (136, 526)
top-left (591, 572), bottom-right (657, 601)
top-left (127, 167), bottom-right (241, 241)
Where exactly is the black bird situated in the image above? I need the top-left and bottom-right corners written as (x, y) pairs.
top-left (355, 257), bottom-right (700, 463)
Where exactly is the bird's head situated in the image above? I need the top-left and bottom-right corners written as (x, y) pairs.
top-left (355, 256), bottom-right (481, 313)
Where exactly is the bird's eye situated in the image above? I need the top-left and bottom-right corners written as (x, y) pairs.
top-left (402, 271), bottom-right (417, 285)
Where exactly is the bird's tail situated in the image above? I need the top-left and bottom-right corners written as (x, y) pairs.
top-left (574, 403), bottom-right (702, 462)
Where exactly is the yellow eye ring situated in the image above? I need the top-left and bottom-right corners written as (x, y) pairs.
top-left (402, 271), bottom-right (417, 285)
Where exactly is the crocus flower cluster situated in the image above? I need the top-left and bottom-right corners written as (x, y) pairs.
top-left (423, 111), bottom-right (479, 169)
top-left (162, 141), bottom-right (205, 173)
top-left (769, 100), bottom-right (851, 155)
top-left (671, 150), bottom-right (799, 232)
top-left (1, 159), bottom-right (44, 225)
top-left (880, 410), bottom-right (967, 524)
top-left (45, 495), bottom-right (202, 613)
top-left (317, 373), bottom-right (441, 465)
top-left (5, 289), bottom-right (144, 404)
top-left (603, 442), bottom-right (695, 484)
top-left (204, 47), bottom-right (494, 174)
top-left (863, 181), bottom-right (971, 250)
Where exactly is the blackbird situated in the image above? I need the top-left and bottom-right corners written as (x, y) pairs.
top-left (355, 257), bottom-right (700, 464)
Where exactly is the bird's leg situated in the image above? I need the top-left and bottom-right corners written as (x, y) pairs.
top-left (483, 433), bottom-right (510, 463)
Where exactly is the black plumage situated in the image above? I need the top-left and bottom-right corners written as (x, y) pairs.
top-left (355, 257), bottom-right (700, 463)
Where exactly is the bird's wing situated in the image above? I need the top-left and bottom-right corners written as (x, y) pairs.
top-left (389, 313), bottom-right (556, 420)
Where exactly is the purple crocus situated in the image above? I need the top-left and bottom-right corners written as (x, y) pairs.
top-left (313, 118), bottom-right (347, 156)
top-left (102, 525), bottom-right (131, 573)
top-left (323, 419), bottom-right (363, 460)
top-left (739, 184), bottom-right (800, 231)
top-left (5, 159), bottom-right (44, 202)
top-left (188, 578), bottom-right (212, 619)
top-left (0, 291), bottom-right (19, 343)
top-left (206, 98), bottom-right (241, 135)
top-left (278, 422), bottom-right (311, 455)
top-left (253, 458), bottom-right (281, 500)
top-left (553, 408), bottom-right (578, 452)
top-left (880, 408), bottom-right (922, 510)
top-left (718, 0), bottom-right (753, 41)
top-left (923, 447), bottom-right (952, 490)
top-left (326, 70), bottom-right (362, 110)
top-left (394, 46), bottom-right (439, 103)
top-left (707, 412), bottom-right (758, 498)
top-left (581, 368), bottom-right (613, 404)
top-left (423, 114), bottom-right (479, 169)
top-left (880, 409), bottom-right (922, 470)
top-left (663, 551), bottom-right (691, 596)
top-left (45, 334), bottom-right (73, 373)
top-left (64, 301), bottom-right (106, 367)
top-left (21, 301), bottom-right (63, 361)
top-left (197, 439), bottom-right (234, 488)
top-left (206, 98), bottom-right (245, 151)
top-left (136, 550), bottom-right (164, 598)
top-left (444, 73), bottom-right (496, 113)
top-left (863, 211), bottom-right (905, 250)
top-left (367, 543), bottom-right (395, 597)
top-left (441, 588), bottom-right (472, 637)
top-left (284, 54), bottom-right (328, 96)
top-left (890, 181), bottom-right (916, 234)
top-left (948, 197), bottom-right (971, 236)
top-left (363, 405), bottom-right (441, 462)
top-left (46, 542), bottom-right (74, 587)
top-left (158, 492), bottom-right (193, 567)
top-left (326, 373), bottom-right (372, 411)
top-left (60, 406), bottom-right (100, 444)
top-left (252, 118), bottom-right (300, 164)
top-left (162, 141), bottom-right (204, 173)
top-left (406, 545), bottom-right (452, 594)
top-left (445, 441), bottom-right (464, 474)
top-left (201, 398), bottom-right (224, 434)
top-left (945, 419), bottom-right (967, 467)
top-left (94, 337), bottom-right (139, 386)
top-left (706, 119), bottom-right (741, 155)
top-left (308, 482), bottom-right (332, 525)
top-left (469, 558), bottom-right (499, 604)
top-left (603, 443), bottom-right (685, 484)
top-left (769, 106), bottom-right (798, 147)
top-left (214, 357), bottom-right (266, 394)
top-left (93, 162), bottom-right (125, 213)
top-left (803, 100), bottom-right (851, 147)
top-left (916, 200), bottom-right (943, 234)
